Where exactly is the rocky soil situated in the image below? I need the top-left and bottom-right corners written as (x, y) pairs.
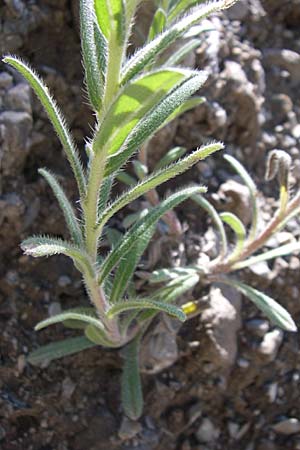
top-left (1, 1), bottom-right (300, 449)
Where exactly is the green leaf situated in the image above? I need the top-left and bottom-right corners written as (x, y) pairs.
top-left (94, 0), bottom-right (125, 42)
top-left (148, 8), bottom-right (167, 41)
top-left (223, 279), bottom-right (297, 332)
top-left (121, 335), bottom-right (143, 420)
top-left (132, 160), bottom-right (148, 180)
top-left (80, 0), bottom-right (107, 111)
top-left (116, 171), bottom-right (137, 186)
top-left (233, 241), bottom-right (300, 270)
top-left (192, 194), bottom-right (227, 257)
top-left (98, 176), bottom-right (114, 216)
top-left (85, 324), bottom-right (119, 346)
top-left (35, 309), bottom-right (105, 331)
top-left (155, 96), bottom-right (205, 133)
top-left (168, 0), bottom-right (205, 22)
top-left (21, 236), bottom-right (93, 276)
top-left (62, 307), bottom-right (98, 329)
top-left (109, 224), bottom-right (156, 303)
top-left (224, 154), bottom-right (258, 240)
top-left (39, 169), bottom-right (83, 246)
top-left (27, 336), bottom-right (96, 366)
top-left (105, 227), bottom-right (124, 248)
top-left (94, 68), bottom-right (194, 157)
top-left (220, 212), bottom-right (246, 258)
top-left (3, 56), bottom-right (86, 198)
top-left (150, 266), bottom-right (199, 283)
top-left (98, 143), bottom-right (221, 232)
top-left (163, 38), bottom-right (201, 66)
top-left (107, 298), bottom-right (186, 321)
top-left (121, 1), bottom-right (233, 84)
top-left (154, 146), bottom-right (187, 170)
top-left (98, 186), bottom-right (204, 283)
top-left (105, 72), bottom-right (208, 176)
top-left (122, 209), bottom-right (149, 229)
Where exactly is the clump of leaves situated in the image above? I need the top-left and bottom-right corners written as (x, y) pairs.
top-left (3, 0), bottom-right (238, 420)
top-left (151, 150), bottom-right (298, 332)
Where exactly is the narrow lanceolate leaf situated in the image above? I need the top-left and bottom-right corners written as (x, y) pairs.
top-left (27, 336), bottom-right (96, 366)
top-left (39, 169), bottom-right (83, 246)
top-left (220, 212), bottom-right (246, 258)
top-left (94, 0), bottom-right (125, 42)
top-left (107, 298), bottom-right (186, 321)
top-left (224, 154), bottom-right (258, 239)
top-left (192, 194), bottom-right (227, 257)
top-left (98, 143), bottom-right (220, 231)
top-left (109, 224), bottom-right (155, 303)
top-left (94, 69), bottom-right (195, 157)
top-left (232, 241), bottom-right (300, 270)
top-left (80, 0), bottom-right (107, 111)
top-left (3, 56), bottom-right (86, 197)
top-left (21, 236), bottom-right (93, 276)
top-left (121, 335), bottom-right (143, 420)
top-left (154, 147), bottom-right (187, 171)
top-left (98, 175), bottom-right (114, 216)
top-left (98, 186), bottom-right (204, 283)
top-left (105, 71), bottom-right (209, 177)
top-left (121, 0), bottom-right (236, 84)
top-left (35, 309), bottom-right (105, 331)
top-left (167, 0), bottom-right (205, 23)
top-left (150, 267), bottom-right (199, 284)
top-left (223, 279), bottom-right (297, 332)
top-left (148, 8), bottom-right (167, 41)
top-left (163, 38), bottom-right (201, 66)
top-left (156, 96), bottom-right (205, 133)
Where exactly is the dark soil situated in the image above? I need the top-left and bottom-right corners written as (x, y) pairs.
top-left (1, 1), bottom-right (300, 449)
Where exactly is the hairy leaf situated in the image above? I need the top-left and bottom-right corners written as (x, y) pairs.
top-left (148, 8), bottom-right (167, 41)
top-left (35, 309), bottom-right (105, 331)
top-left (192, 194), bottom-right (227, 257)
top-left (21, 236), bottom-right (93, 275)
top-left (150, 267), bottom-right (199, 283)
top-left (223, 279), bottom-right (297, 332)
top-left (3, 56), bottom-right (86, 197)
top-left (94, 68), bottom-right (194, 157)
top-left (233, 241), bottom-right (300, 270)
top-left (220, 212), bottom-right (246, 257)
top-left (28, 336), bottom-right (96, 366)
top-left (121, 335), bottom-right (143, 420)
top-left (107, 298), bottom-right (186, 321)
top-left (85, 324), bottom-right (119, 346)
top-left (163, 38), bottom-right (201, 66)
top-left (154, 146), bottom-right (187, 170)
top-left (80, 0), bottom-right (107, 110)
top-left (105, 72), bottom-right (208, 176)
top-left (224, 154), bottom-right (258, 239)
top-left (39, 169), bottom-right (83, 246)
top-left (109, 224), bottom-right (155, 303)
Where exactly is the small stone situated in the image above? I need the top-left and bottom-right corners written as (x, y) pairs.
top-left (0, 72), bottom-right (13, 89)
top-left (226, 0), bottom-right (249, 20)
top-left (266, 382), bottom-right (278, 403)
top-left (58, 275), bottom-right (72, 287)
top-left (292, 124), bottom-right (300, 139)
top-left (48, 302), bottom-right (62, 316)
top-left (61, 377), bottom-right (76, 399)
top-left (272, 418), bottom-right (300, 435)
top-left (196, 418), bottom-right (220, 443)
top-left (118, 416), bottom-right (142, 440)
top-left (258, 329), bottom-right (284, 361)
top-left (246, 319), bottom-right (270, 337)
top-left (237, 357), bottom-right (250, 369)
top-left (228, 421), bottom-right (240, 439)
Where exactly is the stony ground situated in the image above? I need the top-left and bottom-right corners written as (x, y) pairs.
top-left (1, 1), bottom-right (300, 449)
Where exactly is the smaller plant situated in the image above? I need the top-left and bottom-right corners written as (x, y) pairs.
top-left (150, 150), bottom-right (299, 332)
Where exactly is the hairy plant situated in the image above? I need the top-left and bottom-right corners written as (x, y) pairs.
top-left (151, 150), bottom-right (298, 332)
top-left (3, 0), bottom-right (239, 419)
